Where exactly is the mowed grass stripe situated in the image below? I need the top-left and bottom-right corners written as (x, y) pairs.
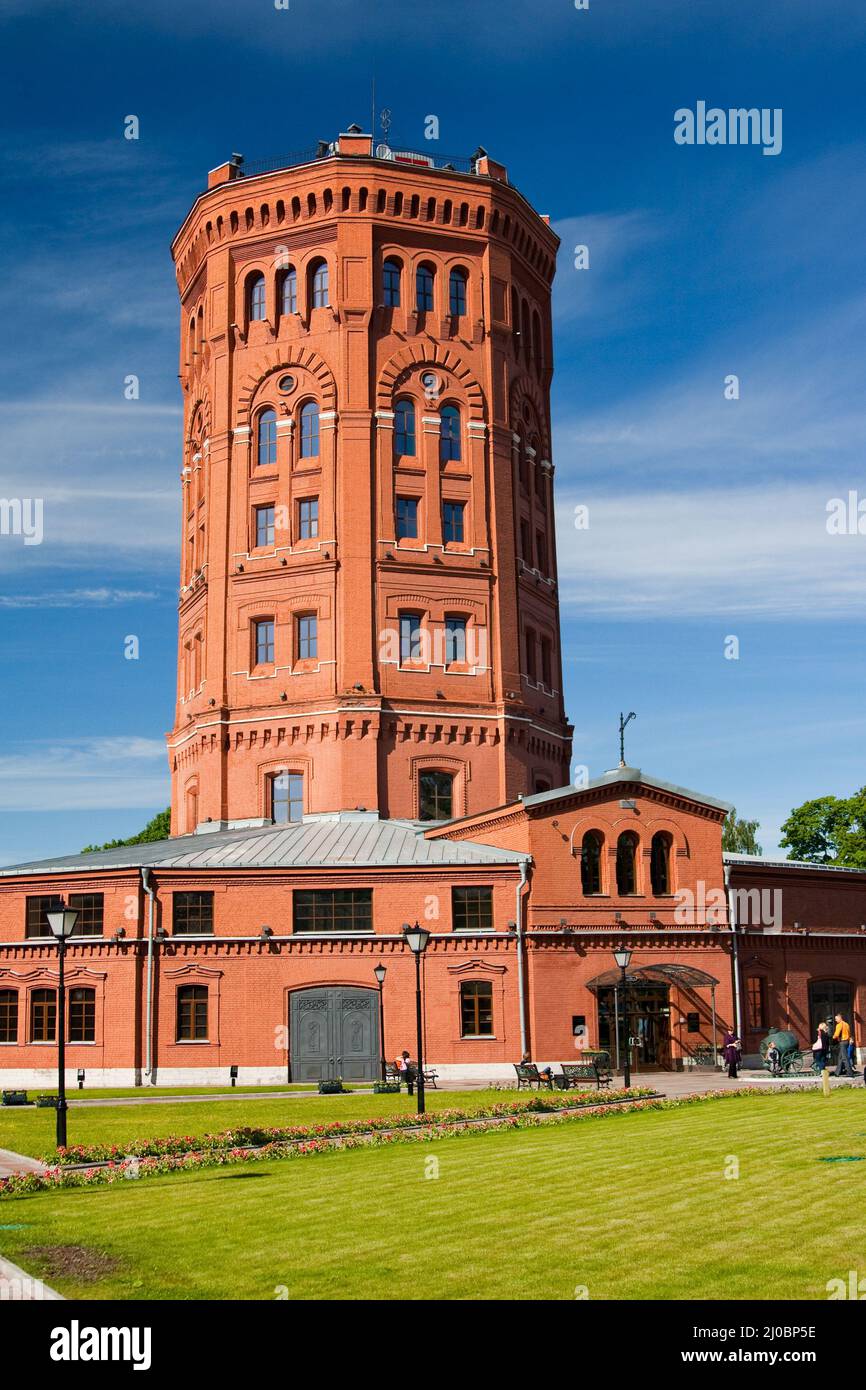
top-left (2, 1093), bottom-right (864, 1300)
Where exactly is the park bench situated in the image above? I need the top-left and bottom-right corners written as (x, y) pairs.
top-left (514, 1063), bottom-right (554, 1090)
top-left (558, 1057), bottom-right (614, 1091)
top-left (386, 1061), bottom-right (439, 1089)
top-left (1, 1089), bottom-right (29, 1106)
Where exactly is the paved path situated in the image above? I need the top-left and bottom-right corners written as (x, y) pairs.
top-left (0, 1148), bottom-right (50, 1180)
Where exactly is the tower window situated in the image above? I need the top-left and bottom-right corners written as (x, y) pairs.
top-left (540, 636), bottom-right (552, 689)
top-left (445, 616), bottom-right (467, 665)
top-left (581, 831), bottom-right (603, 895)
top-left (396, 496), bottom-right (419, 540)
top-left (270, 771), bottom-right (304, 824)
top-left (650, 832), bottom-right (672, 895)
top-left (399, 612), bottom-right (423, 665)
top-left (176, 985), bottom-right (208, 1042)
top-left (280, 267), bottom-right (297, 315)
top-left (394, 399), bottom-right (416, 457)
top-left (524, 627), bottom-right (537, 683)
top-left (449, 267), bottom-right (468, 317)
top-left (460, 980), bottom-right (493, 1036)
top-left (310, 259), bottom-right (329, 308)
top-left (416, 263), bottom-right (435, 312)
top-left (443, 501), bottom-right (465, 544)
top-left (248, 272), bottom-right (266, 321)
top-left (297, 496), bottom-right (319, 539)
top-left (616, 832), bottom-right (639, 896)
top-left (257, 408), bottom-right (277, 467)
top-left (254, 619), bottom-right (275, 666)
top-left (296, 613), bottom-right (318, 660)
top-left (440, 405), bottom-right (461, 462)
top-left (255, 505), bottom-right (275, 548)
top-left (383, 258), bottom-right (402, 307)
top-left (299, 401), bottom-right (320, 457)
top-left (419, 770), bottom-right (453, 821)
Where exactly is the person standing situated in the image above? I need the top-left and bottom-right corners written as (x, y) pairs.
top-left (833, 1015), bottom-right (855, 1078)
top-left (723, 1031), bottom-right (741, 1080)
top-left (812, 1021), bottom-right (830, 1073)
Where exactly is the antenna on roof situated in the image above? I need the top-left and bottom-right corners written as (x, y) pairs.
top-left (619, 711), bottom-right (636, 767)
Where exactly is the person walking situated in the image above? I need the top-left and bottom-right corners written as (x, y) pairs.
top-left (723, 1031), bottom-right (741, 1080)
top-left (833, 1015), bottom-right (855, 1078)
top-left (812, 1021), bottom-right (830, 1073)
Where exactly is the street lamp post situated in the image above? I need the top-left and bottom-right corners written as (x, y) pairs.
top-left (46, 905), bottom-right (79, 1150)
top-left (613, 946), bottom-right (632, 1090)
top-left (402, 922), bottom-right (431, 1115)
top-left (374, 963), bottom-right (387, 1081)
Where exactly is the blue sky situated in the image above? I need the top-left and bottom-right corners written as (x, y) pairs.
top-left (0, 0), bottom-right (864, 863)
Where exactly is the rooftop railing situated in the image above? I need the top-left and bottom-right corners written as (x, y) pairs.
top-left (237, 144), bottom-right (481, 180)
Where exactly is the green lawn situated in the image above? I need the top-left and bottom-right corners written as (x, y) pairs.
top-left (2, 1091), bottom-right (864, 1300)
top-left (0, 1089), bottom-right (510, 1159)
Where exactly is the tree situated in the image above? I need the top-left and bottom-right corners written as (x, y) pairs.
top-left (81, 808), bottom-right (171, 854)
top-left (780, 789), bottom-right (866, 868)
top-left (722, 808), bottom-right (762, 856)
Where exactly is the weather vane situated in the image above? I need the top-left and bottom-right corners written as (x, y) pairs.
top-left (619, 711), bottom-right (636, 767)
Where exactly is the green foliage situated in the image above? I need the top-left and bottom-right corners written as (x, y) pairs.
top-left (81, 808), bottom-right (171, 855)
top-left (780, 788), bottom-right (866, 867)
top-left (722, 807), bottom-right (762, 855)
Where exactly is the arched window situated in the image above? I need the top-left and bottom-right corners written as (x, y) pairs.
top-left (280, 267), bottom-right (297, 315)
top-left (416, 263), bottom-right (435, 312)
top-left (650, 833), bottom-right (671, 895)
top-left (257, 408), bottom-right (277, 467)
top-left (299, 401), bottom-right (319, 458)
top-left (419, 770), bottom-right (454, 821)
top-left (616, 832), bottom-right (639, 896)
top-left (248, 272), bottom-right (266, 321)
top-left (581, 831), bottom-right (603, 895)
top-left (394, 398), bottom-right (416, 457)
top-left (383, 258), bottom-right (402, 307)
top-left (310, 259), bottom-right (329, 308)
top-left (440, 404), bottom-right (461, 462)
top-left (449, 267), bottom-right (468, 317)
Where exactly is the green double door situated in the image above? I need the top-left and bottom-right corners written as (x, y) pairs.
top-left (290, 987), bottom-right (380, 1083)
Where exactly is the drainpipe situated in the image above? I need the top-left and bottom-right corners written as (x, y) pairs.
top-left (142, 867), bottom-right (157, 1082)
top-left (724, 862), bottom-right (743, 1037)
top-left (515, 859), bottom-right (531, 1057)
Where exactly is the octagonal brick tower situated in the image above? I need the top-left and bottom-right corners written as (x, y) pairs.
top-left (167, 127), bottom-right (572, 834)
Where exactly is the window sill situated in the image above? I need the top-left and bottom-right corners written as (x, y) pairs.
top-left (459, 1035), bottom-right (497, 1042)
top-left (173, 1040), bottom-right (212, 1046)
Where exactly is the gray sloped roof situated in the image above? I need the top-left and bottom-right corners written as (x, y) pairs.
top-left (724, 852), bottom-right (866, 877)
top-left (520, 766), bottom-right (733, 814)
top-left (0, 814), bottom-right (527, 877)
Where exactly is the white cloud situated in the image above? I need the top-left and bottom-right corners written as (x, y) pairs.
top-left (0, 736), bottom-right (169, 813)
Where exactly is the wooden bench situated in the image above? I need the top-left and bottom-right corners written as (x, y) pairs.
top-left (514, 1063), bottom-right (554, 1090)
top-left (1, 1089), bottom-right (29, 1107)
top-left (559, 1057), bottom-right (614, 1090)
top-left (385, 1062), bottom-right (439, 1089)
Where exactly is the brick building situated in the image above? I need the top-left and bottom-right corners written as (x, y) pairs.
top-left (1, 130), bottom-right (864, 1084)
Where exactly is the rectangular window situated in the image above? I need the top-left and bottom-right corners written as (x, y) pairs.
top-left (540, 637), bottom-right (552, 690)
top-left (177, 985), bottom-right (208, 1041)
top-left (68, 893), bottom-right (104, 937)
top-left (296, 613), bottom-right (318, 660)
top-left (293, 889), bottom-right (373, 933)
top-left (173, 892), bottom-right (214, 936)
top-left (460, 980), bottom-right (493, 1037)
top-left (271, 772), bottom-right (304, 824)
top-left (399, 612), bottom-right (423, 665)
top-left (445, 616), bottom-right (467, 666)
top-left (25, 895), bottom-right (65, 939)
top-left (297, 497), bottom-right (319, 539)
top-left (396, 496), bottom-right (419, 540)
top-left (520, 518), bottom-right (531, 562)
top-left (525, 628), bottom-right (537, 683)
top-left (254, 619), bottom-right (275, 666)
top-left (443, 501), bottom-right (465, 545)
top-left (746, 976), bottom-right (767, 1031)
top-left (30, 989), bottom-right (56, 1043)
top-left (536, 530), bottom-right (547, 572)
top-left (69, 988), bottom-right (96, 1043)
top-left (452, 886), bottom-right (493, 932)
top-left (0, 990), bottom-right (18, 1044)
top-left (255, 505), bottom-right (275, 548)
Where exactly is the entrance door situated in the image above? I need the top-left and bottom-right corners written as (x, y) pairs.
top-left (290, 987), bottom-right (380, 1083)
top-left (597, 983), bottom-right (672, 1071)
top-left (808, 980), bottom-right (854, 1047)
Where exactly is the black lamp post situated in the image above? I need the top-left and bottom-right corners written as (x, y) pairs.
top-left (46, 905), bottom-right (79, 1149)
top-left (374, 963), bottom-right (387, 1081)
top-left (402, 921), bottom-right (431, 1114)
top-left (613, 945), bottom-right (632, 1090)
